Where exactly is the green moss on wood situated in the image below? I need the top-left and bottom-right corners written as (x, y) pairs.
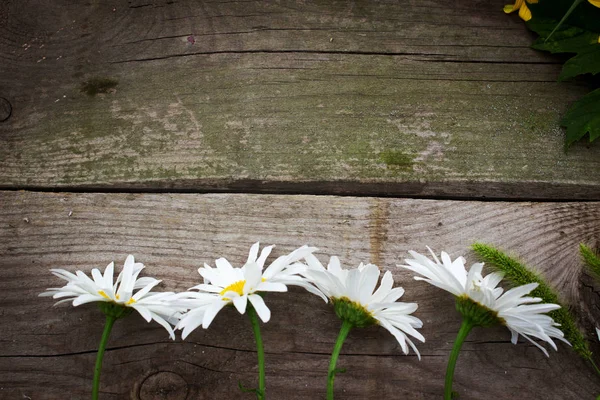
top-left (379, 150), bottom-right (413, 170)
top-left (80, 77), bottom-right (119, 96)
top-left (5, 56), bottom-right (593, 187)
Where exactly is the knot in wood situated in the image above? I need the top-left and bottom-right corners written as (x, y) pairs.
top-left (0, 97), bottom-right (11, 122)
top-left (139, 371), bottom-right (188, 400)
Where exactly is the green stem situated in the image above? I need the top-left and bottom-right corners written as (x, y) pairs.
top-left (247, 306), bottom-right (266, 400)
top-left (444, 319), bottom-right (474, 400)
top-left (545, 0), bottom-right (584, 42)
top-left (327, 320), bottom-right (353, 400)
top-left (92, 314), bottom-right (116, 400)
top-left (590, 358), bottom-right (600, 377)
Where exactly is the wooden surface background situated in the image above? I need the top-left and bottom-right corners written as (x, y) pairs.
top-left (1, 0), bottom-right (599, 399)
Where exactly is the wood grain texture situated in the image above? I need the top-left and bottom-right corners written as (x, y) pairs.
top-left (0, 0), bottom-right (599, 199)
top-left (1, 191), bottom-right (599, 399)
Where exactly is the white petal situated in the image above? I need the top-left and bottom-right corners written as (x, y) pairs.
top-left (202, 300), bottom-right (228, 329)
top-left (116, 256), bottom-right (136, 300)
top-left (233, 294), bottom-right (248, 314)
top-left (381, 287), bottom-right (405, 303)
top-left (345, 268), bottom-right (362, 302)
top-left (131, 304), bottom-right (153, 322)
top-left (272, 276), bottom-right (327, 302)
top-left (190, 283), bottom-right (223, 293)
top-left (378, 318), bottom-right (409, 355)
top-left (256, 245), bottom-right (274, 269)
top-left (304, 253), bottom-right (326, 271)
top-left (199, 267), bottom-right (229, 288)
top-left (256, 281), bottom-right (288, 293)
top-left (249, 294), bottom-right (271, 323)
top-left (495, 283), bottom-right (539, 310)
top-left (91, 269), bottom-right (104, 286)
top-left (132, 280), bottom-right (161, 301)
top-left (328, 256), bottom-right (342, 276)
top-left (149, 311), bottom-right (176, 340)
top-left (179, 308), bottom-right (207, 340)
top-left (103, 262), bottom-right (115, 287)
top-left (244, 262), bottom-right (263, 290)
top-left (215, 257), bottom-right (236, 277)
top-left (406, 336), bottom-right (422, 361)
top-left (358, 264), bottom-right (380, 305)
top-left (371, 271), bottom-right (394, 304)
top-left (73, 294), bottom-right (105, 306)
top-left (247, 242), bottom-right (261, 264)
top-left (133, 277), bottom-right (157, 289)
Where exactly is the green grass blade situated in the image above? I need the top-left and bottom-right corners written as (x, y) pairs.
top-left (472, 242), bottom-right (592, 360)
top-left (580, 244), bottom-right (600, 280)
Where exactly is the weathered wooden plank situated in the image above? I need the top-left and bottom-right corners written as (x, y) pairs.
top-left (0, 0), bottom-right (599, 199)
top-left (1, 191), bottom-right (599, 398)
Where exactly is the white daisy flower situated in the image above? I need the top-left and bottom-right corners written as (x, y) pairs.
top-left (177, 242), bottom-right (320, 339)
top-left (401, 248), bottom-right (568, 356)
top-left (303, 254), bottom-right (425, 358)
top-left (39, 255), bottom-right (183, 339)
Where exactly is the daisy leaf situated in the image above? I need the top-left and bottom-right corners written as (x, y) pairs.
top-left (471, 242), bottom-right (592, 360)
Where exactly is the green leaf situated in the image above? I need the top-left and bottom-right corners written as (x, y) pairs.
top-left (527, 18), bottom-right (572, 38)
top-left (238, 381), bottom-right (263, 399)
top-left (530, 22), bottom-right (598, 54)
top-left (559, 49), bottom-right (600, 80)
top-left (525, 5), bottom-right (600, 147)
top-left (528, 18), bottom-right (600, 81)
top-left (561, 88), bottom-right (600, 145)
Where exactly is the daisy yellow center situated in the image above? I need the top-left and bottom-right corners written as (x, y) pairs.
top-left (221, 280), bottom-right (246, 298)
top-left (98, 290), bottom-right (133, 305)
top-left (219, 278), bottom-right (266, 300)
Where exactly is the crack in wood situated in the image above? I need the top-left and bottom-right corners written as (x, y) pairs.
top-left (109, 49), bottom-right (454, 64)
top-left (1, 181), bottom-right (599, 202)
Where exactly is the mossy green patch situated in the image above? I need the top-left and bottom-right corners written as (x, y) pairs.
top-left (80, 77), bottom-right (119, 96)
top-left (379, 150), bottom-right (413, 170)
top-left (4, 54), bottom-right (595, 188)
top-left (520, 111), bottom-right (560, 136)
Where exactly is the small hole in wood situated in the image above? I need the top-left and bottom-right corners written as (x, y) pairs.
top-left (0, 97), bottom-right (12, 122)
top-left (138, 371), bottom-right (189, 400)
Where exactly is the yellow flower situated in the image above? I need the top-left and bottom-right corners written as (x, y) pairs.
top-left (504, 0), bottom-right (539, 21)
top-left (589, 0), bottom-right (600, 7)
